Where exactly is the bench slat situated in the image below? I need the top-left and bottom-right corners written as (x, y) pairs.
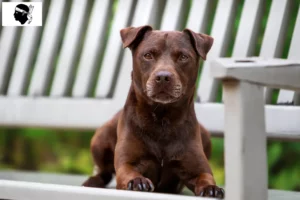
top-left (232, 0), bottom-right (264, 57)
top-left (71, 0), bottom-right (112, 97)
top-left (160, 0), bottom-right (185, 31)
top-left (197, 0), bottom-right (238, 102)
top-left (0, 180), bottom-right (211, 200)
top-left (0, 97), bottom-right (299, 140)
top-left (0, 27), bottom-right (19, 94)
top-left (114, 0), bottom-right (161, 104)
top-left (7, 27), bottom-right (41, 96)
top-left (278, 5), bottom-right (300, 104)
top-left (260, 0), bottom-right (290, 58)
top-left (28, 0), bottom-right (67, 96)
top-left (185, 0), bottom-right (211, 33)
top-left (0, 0), bottom-right (2, 29)
top-left (1, 178), bottom-right (299, 200)
top-left (94, 0), bottom-right (136, 98)
top-left (260, 0), bottom-right (291, 103)
top-left (50, 0), bottom-right (89, 97)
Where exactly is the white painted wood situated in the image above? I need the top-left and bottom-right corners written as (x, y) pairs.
top-left (194, 103), bottom-right (300, 140)
top-left (71, 0), bottom-right (112, 97)
top-left (185, 0), bottom-right (211, 32)
top-left (7, 27), bottom-right (41, 96)
top-left (0, 170), bottom-right (88, 186)
top-left (0, 170), bottom-right (117, 188)
top-left (211, 58), bottom-right (300, 91)
top-left (160, 0), bottom-right (185, 31)
top-left (197, 0), bottom-right (238, 102)
top-left (260, 0), bottom-right (291, 103)
top-left (278, 6), bottom-right (300, 104)
top-left (232, 0), bottom-right (264, 57)
top-left (50, 0), bottom-right (88, 97)
top-left (0, 180), bottom-right (214, 200)
top-left (94, 0), bottom-right (136, 98)
top-left (260, 0), bottom-right (290, 58)
top-left (0, 27), bottom-right (19, 94)
top-left (0, 0), bottom-right (2, 30)
top-left (28, 0), bottom-right (67, 96)
top-left (114, 0), bottom-right (162, 103)
top-left (223, 80), bottom-right (267, 200)
top-left (0, 97), bottom-right (299, 139)
top-left (1, 178), bottom-right (299, 200)
top-left (223, 0), bottom-right (263, 102)
top-left (0, 97), bottom-right (121, 130)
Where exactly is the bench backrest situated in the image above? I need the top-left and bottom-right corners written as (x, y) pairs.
top-left (0, 0), bottom-right (299, 130)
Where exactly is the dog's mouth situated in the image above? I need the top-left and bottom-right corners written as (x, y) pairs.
top-left (146, 89), bottom-right (182, 104)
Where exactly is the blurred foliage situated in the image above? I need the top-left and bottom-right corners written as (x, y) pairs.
top-left (1, 0), bottom-right (300, 193)
top-left (0, 129), bottom-right (94, 174)
top-left (1, 131), bottom-right (300, 191)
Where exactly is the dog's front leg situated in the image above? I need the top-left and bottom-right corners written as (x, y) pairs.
top-left (176, 146), bottom-right (225, 198)
top-left (115, 163), bottom-right (155, 191)
top-left (114, 130), bottom-right (155, 192)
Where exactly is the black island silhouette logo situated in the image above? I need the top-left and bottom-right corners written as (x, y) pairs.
top-left (14, 3), bottom-right (34, 25)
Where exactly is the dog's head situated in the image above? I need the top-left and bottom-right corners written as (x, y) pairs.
top-left (120, 25), bottom-right (213, 104)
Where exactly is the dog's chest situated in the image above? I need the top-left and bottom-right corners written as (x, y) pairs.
top-left (139, 119), bottom-right (191, 163)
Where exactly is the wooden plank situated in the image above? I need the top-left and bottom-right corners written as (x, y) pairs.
top-left (232, 0), bottom-right (264, 57)
top-left (71, 0), bottom-right (112, 97)
top-left (94, 0), bottom-right (136, 98)
top-left (160, 0), bottom-right (185, 30)
top-left (0, 97), bottom-right (121, 130)
top-left (223, 80), bottom-right (267, 200)
top-left (0, 170), bottom-right (88, 186)
top-left (28, 0), bottom-right (67, 96)
top-left (7, 27), bottom-right (41, 96)
top-left (211, 58), bottom-right (300, 91)
top-left (185, 0), bottom-right (211, 33)
top-left (0, 180), bottom-right (213, 200)
top-left (259, 0), bottom-right (291, 103)
top-left (50, 0), bottom-right (88, 97)
top-left (0, 97), bottom-right (299, 140)
top-left (0, 0), bottom-right (2, 32)
top-left (113, 0), bottom-right (162, 103)
top-left (226, 0), bottom-right (263, 102)
top-left (259, 0), bottom-right (290, 58)
top-left (278, 5), bottom-right (300, 104)
top-left (0, 178), bottom-right (299, 200)
top-left (0, 170), bottom-right (116, 188)
top-left (194, 103), bottom-right (300, 140)
top-left (0, 27), bottom-right (19, 94)
top-left (197, 0), bottom-right (238, 102)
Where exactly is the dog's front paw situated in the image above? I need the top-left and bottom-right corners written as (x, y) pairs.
top-left (127, 177), bottom-right (154, 192)
top-left (196, 185), bottom-right (224, 198)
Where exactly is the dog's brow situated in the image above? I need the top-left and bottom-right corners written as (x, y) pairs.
top-left (172, 48), bottom-right (194, 57)
top-left (143, 48), bottom-right (160, 54)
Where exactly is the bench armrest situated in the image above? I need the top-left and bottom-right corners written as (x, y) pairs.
top-left (209, 57), bottom-right (300, 200)
top-left (211, 57), bottom-right (300, 91)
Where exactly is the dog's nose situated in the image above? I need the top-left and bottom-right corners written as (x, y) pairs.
top-left (155, 71), bottom-right (172, 83)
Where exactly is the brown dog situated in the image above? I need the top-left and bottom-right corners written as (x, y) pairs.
top-left (83, 25), bottom-right (224, 198)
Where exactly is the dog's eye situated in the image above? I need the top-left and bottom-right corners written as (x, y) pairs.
top-left (179, 54), bottom-right (188, 61)
top-left (144, 53), bottom-right (153, 60)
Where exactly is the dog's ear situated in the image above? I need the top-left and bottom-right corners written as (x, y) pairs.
top-left (120, 25), bottom-right (153, 49)
top-left (183, 29), bottom-right (214, 60)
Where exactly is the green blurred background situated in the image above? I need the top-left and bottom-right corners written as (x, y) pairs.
top-left (0, 0), bottom-right (300, 192)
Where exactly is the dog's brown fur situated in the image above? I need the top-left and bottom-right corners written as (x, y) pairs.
top-left (83, 25), bottom-right (224, 198)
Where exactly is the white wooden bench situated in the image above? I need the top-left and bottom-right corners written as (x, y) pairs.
top-left (0, 0), bottom-right (300, 200)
